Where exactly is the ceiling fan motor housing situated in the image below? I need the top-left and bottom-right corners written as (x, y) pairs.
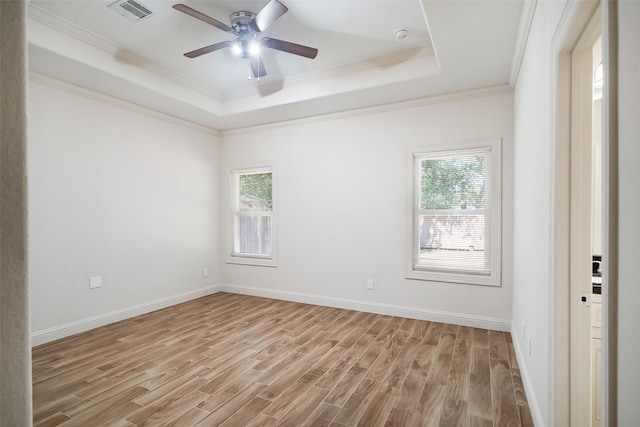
top-left (230, 11), bottom-right (256, 32)
top-left (229, 11), bottom-right (260, 58)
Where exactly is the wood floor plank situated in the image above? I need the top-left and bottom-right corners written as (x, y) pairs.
top-left (34, 412), bottom-right (71, 427)
top-left (33, 391), bottom-right (82, 424)
top-left (426, 353), bottom-right (454, 386)
top-left (163, 407), bottom-right (209, 427)
top-left (488, 330), bottom-right (509, 360)
top-left (262, 372), bottom-right (319, 418)
top-left (444, 334), bottom-right (472, 403)
top-left (244, 413), bottom-right (281, 427)
top-left (127, 389), bottom-right (208, 427)
top-left (379, 336), bottom-right (422, 395)
top-left (469, 414), bottom-right (493, 427)
top-left (365, 330), bottom-right (408, 382)
top-left (306, 345), bottom-right (350, 378)
top-left (323, 365), bottom-right (367, 406)
top-left (384, 343), bottom-right (436, 425)
top-left (410, 381), bottom-right (445, 427)
top-left (355, 390), bottom-right (397, 427)
top-left (59, 386), bottom-right (147, 426)
top-left (195, 381), bottom-right (266, 426)
top-left (259, 342), bottom-right (334, 401)
top-left (409, 319), bottom-right (432, 339)
top-left (423, 322), bottom-right (444, 346)
top-left (490, 358), bottom-right (520, 427)
top-left (512, 368), bottom-right (535, 427)
top-left (315, 353), bottom-right (358, 390)
top-left (197, 369), bottom-right (260, 413)
top-left (439, 397), bottom-right (467, 427)
top-left (304, 402), bottom-right (341, 427)
top-left (468, 347), bottom-right (493, 421)
top-left (198, 356), bottom-right (259, 394)
top-left (354, 339), bottom-right (386, 371)
top-left (472, 328), bottom-right (489, 348)
top-left (275, 386), bottom-right (329, 427)
top-left (218, 396), bottom-right (272, 427)
top-left (333, 378), bottom-right (380, 426)
top-left (32, 293), bottom-right (534, 427)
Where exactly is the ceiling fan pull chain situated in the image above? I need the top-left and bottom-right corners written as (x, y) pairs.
top-left (257, 53), bottom-right (261, 82)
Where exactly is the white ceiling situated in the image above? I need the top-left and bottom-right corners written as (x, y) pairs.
top-left (27, 0), bottom-right (526, 131)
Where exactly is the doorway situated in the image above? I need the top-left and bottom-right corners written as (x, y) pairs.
top-left (553, 2), bottom-right (605, 426)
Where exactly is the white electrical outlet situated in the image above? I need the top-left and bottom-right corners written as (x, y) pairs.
top-left (528, 336), bottom-right (532, 356)
top-left (367, 279), bottom-right (374, 290)
top-left (89, 276), bottom-right (102, 289)
top-left (203, 268), bottom-right (209, 277)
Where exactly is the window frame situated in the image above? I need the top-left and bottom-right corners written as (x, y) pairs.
top-left (406, 138), bottom-right (502, 286)
top-left (226, 165), bottom-right (277, 268)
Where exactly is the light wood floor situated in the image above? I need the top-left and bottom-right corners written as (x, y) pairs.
top-left (33, 293), bottom-right (534, 426)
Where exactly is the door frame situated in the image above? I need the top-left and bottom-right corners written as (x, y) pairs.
top-left (550, 0), bottom-right (616, 425)
top-left (569, 10), bottom-right (600, 426)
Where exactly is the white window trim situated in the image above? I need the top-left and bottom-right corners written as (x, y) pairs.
top-left (406, 138), bottom-right (502, 286)
top-left (226, 165), bottom-right (277, 268)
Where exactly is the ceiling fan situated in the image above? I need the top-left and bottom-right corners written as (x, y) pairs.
top-left (173, 0), bottom-right (318, 79)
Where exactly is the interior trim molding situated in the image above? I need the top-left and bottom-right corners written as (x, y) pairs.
top-left (29, 72), bottom-right (221, 136)
top-left (31, 285), bottom-right (221, 347)
top-left (222, 83), bottom-right (513, 137)
top-left (509, 0), bottom-right (538, 89)
top-left (511, 322), bottom-right (544, 427)
top-left (27, 3), bottom-right (222, 100)
top-left (219, 283), bottom-right (511, 332)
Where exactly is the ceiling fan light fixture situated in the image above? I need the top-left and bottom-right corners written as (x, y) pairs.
top-left (249, 40), bottom-right (261, 56)
top-left (231, 41), bottom-right (242, 56)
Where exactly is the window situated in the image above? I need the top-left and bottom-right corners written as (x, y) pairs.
top-left (228, 167), bottom-right (275, 266)
top-left (408, 139), bottom-right (501, 286)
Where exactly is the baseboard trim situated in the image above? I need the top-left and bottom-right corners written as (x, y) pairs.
top-left (219, 283), bottom-right (511, 332)
top-left (511, 322), bottom-right (545, 426)
top-left (31, 285), bottom-right (221, 346)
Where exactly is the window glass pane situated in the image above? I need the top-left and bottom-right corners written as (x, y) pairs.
top-left (417, 213), bottom-right (488, 271)
top-left (239, 172), bottom-right (272, 212)
top-left (235, 214), bottom-right (272, 255)
top-left (419, 154), bottom-right (486, 210)
top-left (415, 147), bottom-right (492, 277)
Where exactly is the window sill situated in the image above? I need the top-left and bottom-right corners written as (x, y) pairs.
top-left (406, 270), bottom-right (500, 287)
top-left (226, 256), bottom-right (277, 268)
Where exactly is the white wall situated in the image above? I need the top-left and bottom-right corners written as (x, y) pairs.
top-left (512, 1), bottom-right (566, 425)
top-left (28, 81), bottom-right (221, 342)
top-left (221, 91), bottom-right (514, 329)
top-left (616, 1), bottom-right (640, 423)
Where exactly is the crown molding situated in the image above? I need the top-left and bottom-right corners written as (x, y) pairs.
top-left (27, 3), bottom-right (222, 101)
top-left (509, 0), bottom-right (538, 89)
top-left (29, 72), bottom-right (221, 136)
top-left (222, 83), bottom-right (512, 137)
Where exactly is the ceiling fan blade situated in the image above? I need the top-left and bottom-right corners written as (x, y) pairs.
top-left (263, 38), bottom-right (318, 59)
top-left (250, 55), bottom-right (267, 78)
top-left (173, 4), bottom-right (233, 33)
top-left (250, 0), bottom-right (288, 33)
top-left (184, 41), bottom-right (231, 58)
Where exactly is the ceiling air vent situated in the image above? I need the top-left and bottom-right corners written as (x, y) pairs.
top-left (108, 0), bottom-right (153, 22)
